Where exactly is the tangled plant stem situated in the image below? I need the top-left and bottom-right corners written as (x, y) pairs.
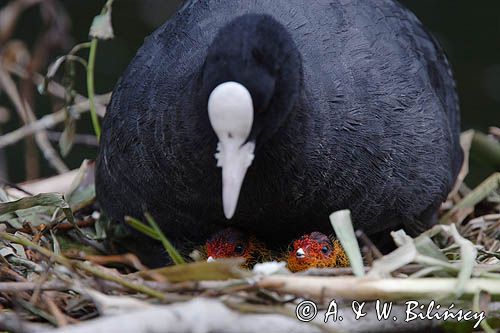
top-left (86, 38), bottom-right (101, 140)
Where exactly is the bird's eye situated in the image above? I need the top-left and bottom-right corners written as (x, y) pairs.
top-left (234, 244), bottom-right (244, 254)
top-left (321, 246), bottom-right (329, 254)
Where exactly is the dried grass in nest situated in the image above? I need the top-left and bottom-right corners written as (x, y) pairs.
top-left (0, 1), bottom-right (499, 332)
top-left (0, 144), bottom-right (498, 332)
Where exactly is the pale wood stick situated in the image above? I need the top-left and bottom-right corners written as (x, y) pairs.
top-left (257, 275), bottom-right (500, 301)
top-left (0, 68), bottom-right (68, 173)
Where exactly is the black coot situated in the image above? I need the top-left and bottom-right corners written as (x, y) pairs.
top-left (96, 0), bottom-right (462, 266)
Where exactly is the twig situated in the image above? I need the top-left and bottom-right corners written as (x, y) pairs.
top-left (54, 219), bottom-right (95, 231)
top-left (0, 312), bottom-right (44, 333)
top-left (74, 262), bottom-right (166, 300)
top-left (7, 255), bottom-right (43, 272)
top-left (29, 271), bottom-right (50, 304)
top-left (16, 298), bottom-right (58, 326)
top-left (355, 230), bottom-right (383, 259)
top-left (257, 275), bottom-right (500, 301)
top-left (0, 265), bottom-right (26, 281)
top-left (24, 103), bottom-right (69, 173)
top-left (299, 267), bottom-right (362, 276)
top-left (0, 94), bottom-right (109, 149)
top-left (5, 169), bottom-right (78, 199)
top-left (19, 0), bottom-right (71, 178)
top-left (0, 68), bottom-right (68, 173)
top-left (42, 299), bottom-right (325, 333)
top-left (43, 291), bottom-right (68, 327)
top-left (449, 130), bottom-right (473, 198)
top-left (46, 131), bottom-right (98, 146)
top-left (0, 232), bottom-right (167, 300)
top-left (82, 254), bottom-right (148, 271)
top-left (473, 291), bottom-right (495, 333)
top-left (4, 64), bottom-right (108, 116)
top-left (0, 0), bottom-right (43, 44)
top-left (0, 177), bottom-right (34, 195)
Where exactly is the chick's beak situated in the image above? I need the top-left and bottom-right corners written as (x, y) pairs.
top-left (296, 247), bottom-right (305, 259)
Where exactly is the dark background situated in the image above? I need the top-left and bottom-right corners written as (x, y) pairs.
top-left (1, 0), bottom-right (499, 183)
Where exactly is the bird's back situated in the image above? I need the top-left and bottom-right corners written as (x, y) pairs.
top-left (96, 0), bottom-right (462, 252)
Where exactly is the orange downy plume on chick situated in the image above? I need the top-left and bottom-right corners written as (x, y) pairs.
top-left (204, 227), bottom-right (271, 269)
top-left (286, 232), bottom-right (349, 272)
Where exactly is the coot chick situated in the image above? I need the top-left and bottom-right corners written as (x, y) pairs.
top-left (96, 0), bottom-right (462, 267)
top-left (204, 227), bottom-right (271, 268)
top-left (286, 232), bottom-right (349, 272)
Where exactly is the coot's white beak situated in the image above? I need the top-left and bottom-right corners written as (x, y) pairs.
top-left (207, 256), bottom-right (215, 262)
top-left (208, 82), bottom-right (255, 219)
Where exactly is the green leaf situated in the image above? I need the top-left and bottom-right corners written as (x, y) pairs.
top-left (140, 259), bottom-right (248, 282)
top-left (0, 193), bottom-right (74, 226)
top-left (124, 216), bottom-right (159, 240)
top-left (144, 213), bottom-right (186, 265)
top-left (125, 214), bottom-right (186, 265)
top-left (0, 206), bottom-right (52, 228)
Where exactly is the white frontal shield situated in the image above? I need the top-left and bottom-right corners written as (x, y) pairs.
top-left (208, 82), bottom-right (255, 219)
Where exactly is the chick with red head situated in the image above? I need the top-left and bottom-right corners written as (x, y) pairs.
top-left (204, 227), bottom-right (271, 268)
top-left (286, 232), bottom-right (349, 272)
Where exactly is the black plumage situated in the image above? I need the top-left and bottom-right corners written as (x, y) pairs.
top-left (96, 0), bottom-right (463, 266)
